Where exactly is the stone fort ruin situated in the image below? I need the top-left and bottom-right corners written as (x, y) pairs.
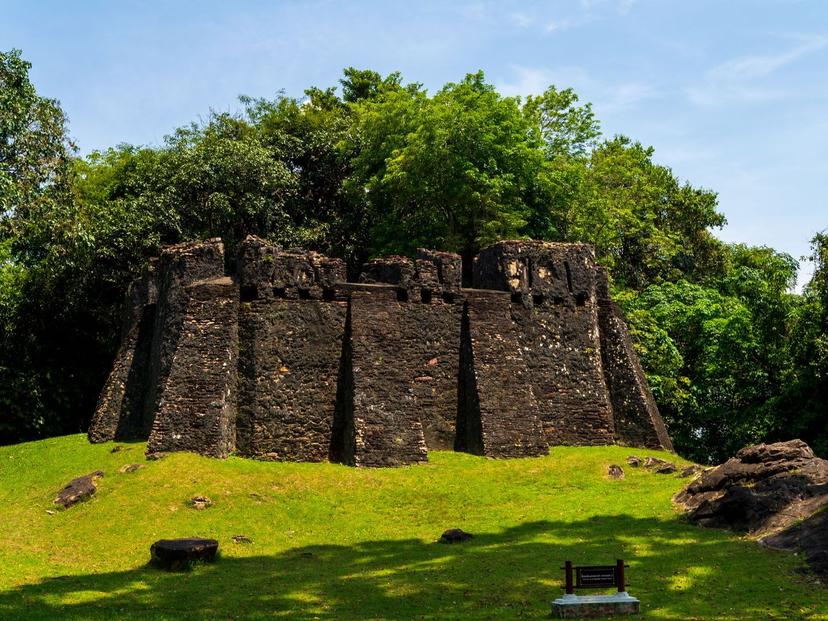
top-left (88, 237), bottom-right (672, 466)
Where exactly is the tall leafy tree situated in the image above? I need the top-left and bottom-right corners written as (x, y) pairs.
top-left (348, 71), bottom-right (546, 263)
top-left (625, 281), bottom-right (768, 462)
top-left (772, 233), bottom-right (828, 454)
top-left (0, 49), bottom-right (74, 223)
top-left (567, 136), bottom-right (725, 290)
top-left (0, 49), bottom-right (82, 442)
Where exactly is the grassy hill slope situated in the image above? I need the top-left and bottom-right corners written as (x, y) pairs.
top-left (0, 435), bottom-right (825, 620)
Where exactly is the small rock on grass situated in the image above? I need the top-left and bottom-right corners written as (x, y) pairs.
top-left (54, 471), bottom-right (104, 509)
top-left (232, 535), bottom-right (253, 544)
top-left (643, 456), bottom-right (678, 474)
top-left (627, 456), bottom-right (642, 467)
top-left (439, 528), bottom-right (473, 544)
top-left (608, 464), bottom-right (625, 479)
top-left (119, 464), bottom-right (143, 474)
top-left (189, 495), bottom-right (213, 510)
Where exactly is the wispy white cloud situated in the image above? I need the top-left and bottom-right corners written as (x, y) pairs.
top-left (618, 0), bottom-right (637, 14)
top-left (601, 81), bottom-right (659, 112)
top-left (546, 0), bottom-right (634, 32)
top-left (686, 34), bottom-right (827, 106)
top-left (709, 34), bottom-right (826, 80)
top-left (579, 0), bottom-right (637, 14)
top-left (545, 16), bottom-right (590, 32)
top-left (510, 12), bottom-right (534, 28)
top-left (497, 65), bottom-right (658, 114)
top-left (686, 84), bottom-right (787, 106)
top-left (497, 65), bottom-right (591, 97)
top-left (461, 0), bottom-right (635, 36)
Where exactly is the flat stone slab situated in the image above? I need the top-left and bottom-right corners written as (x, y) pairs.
top-left (150, 538), bottom-right (219, 570)
top-left (551, 593), bottom-right (640, 618)
top-left (54, 471), bottom-right (104, 509)
top-left (439, 528), bottom-right (473, 544)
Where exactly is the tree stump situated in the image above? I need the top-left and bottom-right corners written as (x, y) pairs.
top-left (150, 538), bottom-right (219, 570)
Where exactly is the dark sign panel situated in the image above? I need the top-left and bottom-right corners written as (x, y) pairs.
top-left (575, 565), bottom-right (617, 589)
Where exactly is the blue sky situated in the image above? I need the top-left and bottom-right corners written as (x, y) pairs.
top-left (3, 0), bottom-right (826, 287)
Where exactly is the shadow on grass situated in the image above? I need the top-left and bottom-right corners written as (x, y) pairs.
top-left (1, 516), bottom-right (822, 620)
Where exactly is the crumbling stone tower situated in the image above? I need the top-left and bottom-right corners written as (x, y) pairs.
top-left (89, 236), bottom-right (672, 466)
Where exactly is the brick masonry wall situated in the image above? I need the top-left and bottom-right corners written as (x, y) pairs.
top-left (236, 297), bottom-right (347, 461)
top-left (142, 239), bottom-right (226, 438)
top-left (596, 268), bottom-right (673, 451)
top-left (88, 268), bottom-right (158, 443)
top-left (459, 290), bottom-right (549, 458)
top-left (146, 277), bottom-right (239, 458)
top-left (347, 286), bottom-right (429, 467)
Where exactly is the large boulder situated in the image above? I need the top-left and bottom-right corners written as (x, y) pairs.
top-left (675, 439), bottom-right (828, 581)
top-left (762, 509), bottom-right (828, 581)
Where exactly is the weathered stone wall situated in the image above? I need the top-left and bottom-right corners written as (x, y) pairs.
top-left (142, 239), bottom-right (226, 439)
top-left (474, 241), bottom-right (615, 446)
top-left (88, 267), bottom-right (157, 443)
top-left (514, 303), bottom-right (615, 445)
top-left (146, 276), bottom-right (239, 458)
top-left (355, 252), bottom-right (464, 452)
top-left (596, 268), bottom-right (673, 450)
top-left (236, 297), bottom-right (347, 461)
top-left (458, 290), bottom-right (548, 458)
top-left (407, 300), bottom-right (462, 450)
top-left (346, 286), bottom-right (429, 466)
top-left (89, 236), bottom-right (674, 466)
top-left (237, 234), bottom-right (345, 301)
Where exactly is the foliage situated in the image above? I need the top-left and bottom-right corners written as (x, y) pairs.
top-left (564, 137), bottom-right (726, 290)
top-left (0, 49), bottom-right (74, 224)
top-left (2, 436), bottom-right (827, 619)
top-left (0, 49), bottom-right (82, 442)
top-left (768, 233), bottom-right (828, 455)
top-left (347, 71), bottom-right (548, 260)
top-left (625, 280), bottom-right (769, 462)
top-left (522, 86), bottom-right (600, 159)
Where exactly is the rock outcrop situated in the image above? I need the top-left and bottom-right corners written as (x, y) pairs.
top-left (675, 439), bottom-right (828, 580)
top-left (89, 238), bottom-right (673, 466)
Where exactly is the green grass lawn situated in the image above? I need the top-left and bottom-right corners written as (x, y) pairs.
top-left (0, 435), bottom-right (825, 620)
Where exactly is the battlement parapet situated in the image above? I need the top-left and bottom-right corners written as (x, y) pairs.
top-left (237, 235), bottom-right (347, 300)
top-left (89, 237), bottom-right (673, 464)
top-left (473, 240), bottom-right (596, 307)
